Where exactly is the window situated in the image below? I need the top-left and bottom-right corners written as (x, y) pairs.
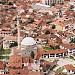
top-left (37, 39), bottom-right (39, 41)
top-left (36, 70), bottom-right (38, 71)
top-left (68, 70), bottom-right (70, 72)
top-left (50, 54), bottom-right (55, 57)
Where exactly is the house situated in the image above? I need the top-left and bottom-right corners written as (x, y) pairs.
top-left (9, 69), bottom-right (44, 75)
top-left (50, 18), bottom-right (66, 31)
top-left (9, 69), bottom-right (28, 75)
top-left (28, 71), bottom-right (44, 75)
top-left (33, 20), bottom-right (47, 31)
top-left (42, 0), bottom-right (64, 5)
top-left (40, 59), bottom-right (55, 75)
top-left (22, 56), bottom-right (33, 67)
top-left (34, 49), bottom-right (68, 60)
top-left (3, 36), bottom-right (17, 44)
top-left (15, 31), bottom-right (25, 38)
top-left (49, 7), bottom-right (59, 15)
top-left (3, 41), bottom-right (10, 49)
top-left (37, 34), bottom-right (49, 45)
top-left (7, 55), bottom-right (22, 69)
top-left (25, 12), bottom-right (35, 18)
top-left (6, 54), bottom-right (45, 75)
top-left (57, 31), bottom-right (74, 44)
top-left (0, 60), bottom-right (5, 74)
top-left (2, 36), bottom-right (17, 49)
top-left (0, 27), bottom-right (12, 38)
top-left (60, 44), bottom-right (75, 54)
top-left (64, 64), bottom-right (75, 74)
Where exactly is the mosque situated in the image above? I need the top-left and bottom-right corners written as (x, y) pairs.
top-left (21, 37), bottom-right (37, 56)
top-left (16, 12), bottom-right (37, 57)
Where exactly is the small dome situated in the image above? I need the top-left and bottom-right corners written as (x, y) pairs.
top-left (21, 37), bottom-right (36, 45)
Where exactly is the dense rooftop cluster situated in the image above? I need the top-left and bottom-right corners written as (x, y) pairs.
top-left (0, 0), bottom-right (75, 75)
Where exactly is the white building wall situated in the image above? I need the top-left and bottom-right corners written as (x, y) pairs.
top-left (42, 0), bottom-right (64, 5)
top-left (0, 70), bottom-right (4, 74)
top-left (23, 63), bottom-right (28, 66)
top-left (21, 45), bottom-right (37, 56)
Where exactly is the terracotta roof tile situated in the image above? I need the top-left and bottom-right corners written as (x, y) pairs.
top-left (65, 64), bottom-right (75, 70)
top-left (8, 55), bottom-right (22, 68)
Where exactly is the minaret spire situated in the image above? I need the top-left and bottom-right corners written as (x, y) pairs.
top-left (17, 6), bottom-right (23, 50)
top-left (17, 15), bottom-right (20, 49)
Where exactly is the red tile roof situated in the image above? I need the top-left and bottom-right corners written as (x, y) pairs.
top-left (65, 64), bottom-right (75, 70)
top-left (8, 55), bottom-right (22, 68)
top-left (0, 60), bottom-right (5, 69)
top-left (34, 49), bottom-right (68, 60)
top-left (61, 44), bottom-right (75, 50)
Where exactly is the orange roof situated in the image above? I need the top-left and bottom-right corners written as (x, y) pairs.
top-left (16, 31), bottom-right (25, 37)
top-left (8, 55), bottom-right (22, 68)
top-left (51, 18), bottom-right (65, 27)
top-left (33, 20), bottom-right (43, 25)
top-left (50, 7), bottom-right (59, 13)
top-left (0, 74), bottom-right (8, 75)
top-left (39, 49), bottom-right (68, 55)
top-left (0, 60), bottom-right (5, 69)
top-left (61, 44), bottom-right (75, 50)
top-left (9, 69), bottom-right (44, 75)
top-left (65, 64), bottom-right (75, 70)
top-left (22, 56), bottom-right (30, 63)
top-left (34, 49), bottom-right (68, 60)
top-left (9, 69), bottom-right (28, 75)
top-left (34, 52), bottom-right (41, 60)
top-left (28, 71), bottom-right (44, 75)
top-left (3, 36), bottom-right (17, 41)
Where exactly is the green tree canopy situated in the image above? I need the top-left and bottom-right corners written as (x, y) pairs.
top-left (45, 30), bottom-right (50, 35)
top-left (30, 51), bottom-right (35, 59)
top-left (52, 25), bottom-right (56, 29)
top-left (11, 41), bottom-right (18, 47)
top-left (51, 3), bottom-right (55, 6)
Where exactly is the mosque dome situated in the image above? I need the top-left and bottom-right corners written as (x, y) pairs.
top-left (21, 37), bottom-right (36, 45)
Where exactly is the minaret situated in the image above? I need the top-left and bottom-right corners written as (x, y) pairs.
top-left (17, 14), bottom-right (20, 49)
top-left (17, 6), bottom-right (22, 50)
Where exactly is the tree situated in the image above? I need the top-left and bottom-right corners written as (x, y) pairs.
top-left (0, 0), bottom-right (8, 4)
top-left (70, 38), bottom-right (75, 43)
top-left (30, 18), bottom-right (34, 23)
top-left (30, 51), bottom-right (35, 58)
top-left (8, 2), bottom-right (13, 5)
top-left (51, 3), bottom-right (55, 6)
top-left (45, 30), bottom-right (50, 35)
top-left (11, 41), bottom-right (18, 47)
top-left (14, 42), bottom-right (18, 46)
top-left (52, 25), bottom-right (56, 29)
top-left (55, 45), bottom-right (60, 49)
